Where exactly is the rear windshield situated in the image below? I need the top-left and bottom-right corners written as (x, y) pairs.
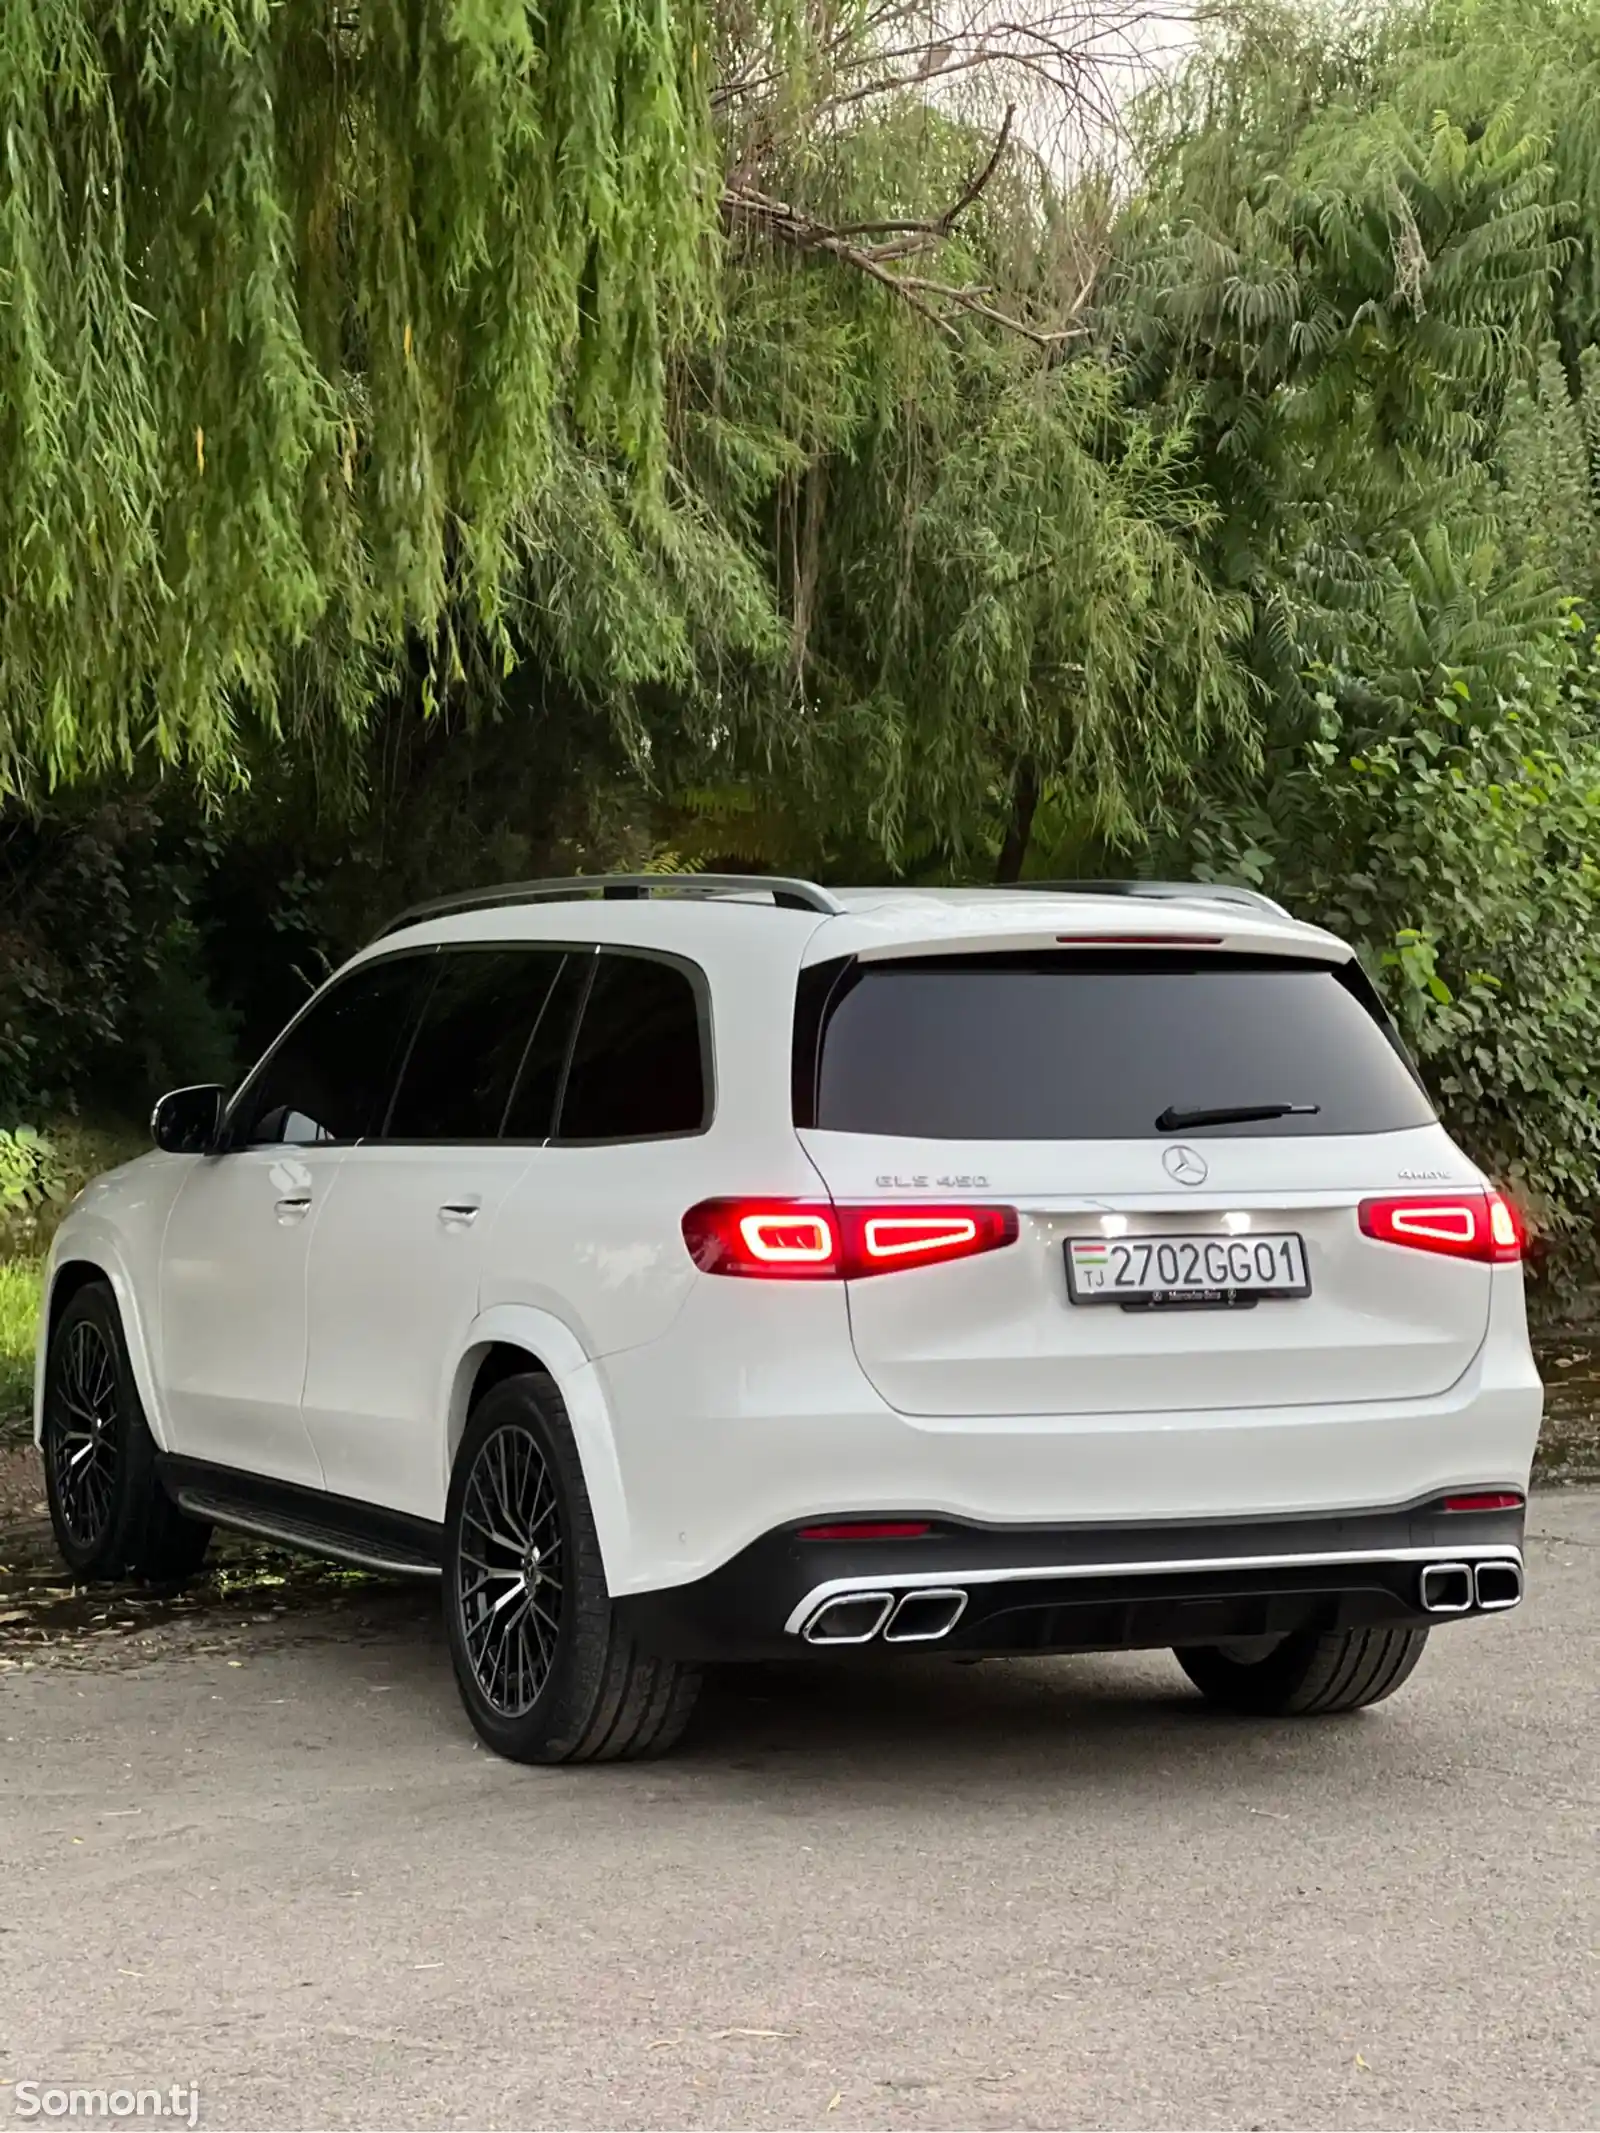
top-left (798, 952), bottom-right (1434, 1141)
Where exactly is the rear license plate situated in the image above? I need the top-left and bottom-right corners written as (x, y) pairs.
top-left (1066, 1233), bottom-right (1311, 1308)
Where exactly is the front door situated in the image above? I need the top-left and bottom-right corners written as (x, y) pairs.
top-left (157, 951), bottom-right (433, 1486)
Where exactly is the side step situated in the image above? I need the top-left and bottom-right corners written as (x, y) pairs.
top-left (157, 1455), bottom-right (444, 1580)
top-left (177, 1492), bottom-right (442, 1578)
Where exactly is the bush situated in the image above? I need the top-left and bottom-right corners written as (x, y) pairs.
top-left (0, 799), bottom-right (239, 1119)
top-left (1175, 692), bottom-right (1600, 1298)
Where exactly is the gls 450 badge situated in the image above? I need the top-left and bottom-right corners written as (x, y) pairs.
top-left (875, 1173), bottom-right (990, 1191)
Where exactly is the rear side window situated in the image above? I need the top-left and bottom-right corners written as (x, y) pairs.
top-left (500, 953), bottom-right (591, 1140)
top-left (236, 955), bottom-right (429, 1147)
top-left (802, 953), bottom-right (1434, 1141)
top-left (555, 952), bottom-right (709, 1142)
top-left (384, 949), bottom-right (568, 1141)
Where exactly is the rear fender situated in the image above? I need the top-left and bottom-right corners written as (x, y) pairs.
top-left (442, 1305), bottom-right (633, 1587)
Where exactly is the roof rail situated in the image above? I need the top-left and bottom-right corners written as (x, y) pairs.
top-left (996, 879), bottom-right (1289, 919)
top-left (373, 872), bottom-right (843, 940)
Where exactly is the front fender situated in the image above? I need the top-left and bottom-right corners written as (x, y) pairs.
top-left (35, 1216), bottom-right (172, 1455)
top-left (442, 1305), bottom-right (634, 1590)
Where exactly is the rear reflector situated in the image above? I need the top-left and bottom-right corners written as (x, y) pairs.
top-left (1357, 1190), bottom-right (1523, 1264)
top-left (799, 1521), bottom-right (932, 1541)
top-left (682, 1199), bottom-right (1019, 1279)
top-left (1442, 1492), bottom-right (1525, 1513)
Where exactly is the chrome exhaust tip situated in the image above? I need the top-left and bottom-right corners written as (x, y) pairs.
top-left (1474, 1559), bottom-right (1524, 1612)
top-left (883, 1588), bottom-right (969, 1644)
top-left (802, 1591), bottom-right (894, 1645)
top-left (1419, 1562), bottom-right (1474, 1614)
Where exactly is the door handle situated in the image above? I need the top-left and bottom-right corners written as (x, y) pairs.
top-left (274, 1194), bottom-right (312, 1223)
top-left (438, 1200), bottom-right (482, 1226)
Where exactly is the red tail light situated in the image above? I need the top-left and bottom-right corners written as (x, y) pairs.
top-left (1357, 1190), bottom-right (1523, 1264)
top-left (1442, 1492), bottom-right (1524, 1513)
top-left (800, 1520), bottom-right (932, 1540)
top-left (682, 1199), bottom-right (1019, 1279)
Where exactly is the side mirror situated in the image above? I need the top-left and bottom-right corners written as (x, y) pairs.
top-left (151, 1084), bottom-right (226, 1155)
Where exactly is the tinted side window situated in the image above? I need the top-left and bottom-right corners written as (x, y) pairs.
top-left (238, 956), bottom-right (429, 1147)
top-left (385, 949), bottom-right (567, 1141)
top-left (555, 953), bottom-right (709, 1142)
top-left (810, 953), bottom-right (1436, 1140)
top-left (500, 953), bottom-right (591, 1140)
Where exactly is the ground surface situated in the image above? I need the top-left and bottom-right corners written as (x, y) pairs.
top-left (1, 1483), bottom-right (1596, 2132)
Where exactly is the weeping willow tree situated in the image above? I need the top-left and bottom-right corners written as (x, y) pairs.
top-left (0, 0), bottom-right (720, 793)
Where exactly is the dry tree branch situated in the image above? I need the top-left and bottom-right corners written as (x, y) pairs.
top-left (713, 0), bottom-right (1198, 341)
top-left (722, 101), bottom-right (1096, 344)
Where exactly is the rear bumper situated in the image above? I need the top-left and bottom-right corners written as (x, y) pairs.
top-left (599, 1299), bottom-right (1543, 1594)
top-left (615, 1499), bottom-right (1527, 1661)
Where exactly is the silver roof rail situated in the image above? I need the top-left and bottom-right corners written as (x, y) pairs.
top-left (373, 872), bottom-right (844, 940)
top-left (996, 879), bottom-right (1290, 918)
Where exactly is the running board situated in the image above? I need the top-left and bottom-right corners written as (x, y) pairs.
top-left (158, 1455), bottom-right (444, 1580)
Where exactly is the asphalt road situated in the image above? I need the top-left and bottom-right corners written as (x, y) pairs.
top-left (3, 1492), bottom-right (1597, 2132)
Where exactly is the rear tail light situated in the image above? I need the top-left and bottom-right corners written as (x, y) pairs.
top-left (1357, 1190), bottom-right (1523, 1264)
top-left (682, 1199), bottom-right (1019, 1279)
top-left (1442, 1492), bottom-right (1525, 1513)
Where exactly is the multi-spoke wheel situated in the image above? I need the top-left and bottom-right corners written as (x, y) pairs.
top-left (47, 1315), bottom-right (122, 1556)
top-left (442, 1371), bottom-right (701, 1764)
top-left (456, 1419), bottom-right (565, 1718)
top-left (42, 1281), bottom-right (212, 1583)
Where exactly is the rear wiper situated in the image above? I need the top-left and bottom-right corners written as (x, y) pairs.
top-left (1155, 1101), bottom-right (1322, 1132)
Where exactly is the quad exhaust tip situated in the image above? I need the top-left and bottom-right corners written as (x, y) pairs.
top-left (803, 1592), bottom-right (894, 1644)
top-left (1474, 1559), bottom-right (1524, 1612)
top-left (884, 1588), bottom-right (969, 1643)
top-left (802, 1587), bottom-right (970, 1644)
top-left (1418, 1562), bottom-right (1474, 1614)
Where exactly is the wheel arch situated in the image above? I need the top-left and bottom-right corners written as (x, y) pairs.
top-left (443, 1306), bottom-right (633, 1587)
top-left (35, 1242), bottom-right (170, 1456)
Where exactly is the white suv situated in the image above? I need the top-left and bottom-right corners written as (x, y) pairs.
top-left (35, 876), bottom-right (1542, 1761)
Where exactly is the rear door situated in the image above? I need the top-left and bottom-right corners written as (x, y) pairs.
top-left (298, 945), bottom-right (579, 1518)
top-left (795, 949), bottom-right (1491, 1417)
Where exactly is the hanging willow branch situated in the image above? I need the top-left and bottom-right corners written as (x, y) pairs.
top-left (0, 0), bottom-right (720, 794)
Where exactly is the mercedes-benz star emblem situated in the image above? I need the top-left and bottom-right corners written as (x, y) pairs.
top-left (1163, 1144), bottom-right (1209, 1187)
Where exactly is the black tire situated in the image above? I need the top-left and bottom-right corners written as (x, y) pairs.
top-left (1175, 1625), bottom-right (1429, 1716)
top-left (42, 1281), bottom-right (213, 1584)
top-left (443, 1371), bottom-right (701, 1764)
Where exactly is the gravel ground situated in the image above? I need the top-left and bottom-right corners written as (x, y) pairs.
top-left (1, 1486), bottom-right (1596, 2132)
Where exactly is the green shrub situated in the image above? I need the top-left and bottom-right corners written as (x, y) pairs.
top-left (0, 1127), bottom-right (68, 1223)
top-left (0, 1257), bottom-right (43, 1424)
top-left (1175, 693), bottom-right (1600, 1296)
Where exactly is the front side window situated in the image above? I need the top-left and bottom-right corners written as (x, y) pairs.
top-left (385, 949), bottom-right (568, 1141)
top-left (234, 956), bottom-right (429, 1147)
top-left (555, 952), bottom-right (709, 1142)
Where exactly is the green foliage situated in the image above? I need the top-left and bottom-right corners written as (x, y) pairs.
top-left (1173, 687), bottom-right (1600, 1276)
top-left (0, 0), bottom-right (719, 795)
top-left (0, 1126), bottom-right (66, 1220)
top-left (0, 802), bottom-right (239, 1116)
top-left (0, 1255), bottom-right (43, 1423)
